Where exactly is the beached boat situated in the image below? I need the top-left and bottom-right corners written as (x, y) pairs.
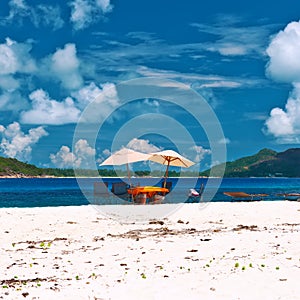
top-left (277, 193), bottom-right (300, 201)
top-left (224, 192), bottom-right (268, 201)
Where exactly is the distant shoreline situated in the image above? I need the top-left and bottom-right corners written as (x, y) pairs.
top-left (0, 175), bottom-right (56, 179)
top-left (0, 175), bottom-right (300, 179)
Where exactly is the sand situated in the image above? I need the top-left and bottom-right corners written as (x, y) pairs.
top-left (0, 201), bottom-right (299, 300)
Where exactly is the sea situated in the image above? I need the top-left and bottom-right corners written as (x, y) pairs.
top-left (0, 177), bottom-right (300, 208)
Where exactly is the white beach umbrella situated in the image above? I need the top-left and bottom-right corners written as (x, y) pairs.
top-left (99, 148), bottom-right (150, 182)
top-left (147, 149), bottom-right (195, 187)
top-left (100, 148), bottom-right (150, 166)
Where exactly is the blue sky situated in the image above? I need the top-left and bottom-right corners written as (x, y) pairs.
top-left (0, 0), bottom-right (300, 171)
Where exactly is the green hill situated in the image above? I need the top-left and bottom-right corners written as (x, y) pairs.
top-left (0, 156), bottom-right (133, 177)
top-left (0, 157), bottom-right (45, 177)
top-left (0, 147), bottom-right (300, 178)
top-left (0, 157), bottom-right (78, 177)
top-left (200, 148), bottom-right (300, 177)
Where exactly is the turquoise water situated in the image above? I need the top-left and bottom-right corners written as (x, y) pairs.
top-left (0, 177), bottom-right (299, 208)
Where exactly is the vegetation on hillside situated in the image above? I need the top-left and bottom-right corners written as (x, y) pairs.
top-left (0, 157), bottom-right (44, 177)
top-left (200, 148), bottom-right (277, 177)
top-left (0, 147), bottom-right (299, 177)
top-left (200, 148), bottom-right (300, 177)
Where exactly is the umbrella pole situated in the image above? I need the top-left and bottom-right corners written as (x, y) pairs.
top-left (126, 163), bottom-right (132, 187)
top-left (163, 160), bottom-right (170, 188)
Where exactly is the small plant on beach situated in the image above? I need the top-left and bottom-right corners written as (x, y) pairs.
top-left (75, 275), bottom-right (80, 280)
top-left (261, 264), bottom-right (265, 268)
top-left (234, 262), bottom-right (239, 268)
top-left (12, 243), bottom-right (15, 247)
top-left (38, 241), bottom-right (51, 249)
top-left (2, 286), bottom-right (8, 289)
top-left (249, 263), bottom-right (253, 268)
top-left (206, 264), bottom-right (210, 268)
top-left (276, 266), bottom-right (280, 270)
top-left (141, 273), bottom-right (146, 279)
top-left (242, 266), bottom-right (246, 271)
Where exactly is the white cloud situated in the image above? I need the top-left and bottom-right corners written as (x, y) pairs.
top-left (191, 20), bottom-right (274, 57)
top-left (50, 146), bottom-right (76, 168)
top-left (191, 86), bottom-right (219, 108)
top-left (265, 84), bottom-right (300, 140)
top-left (0, 38), bottom-right (36, 112)
top-left (0, 37), bottom-right (44, 117)
top-left (0, 121), bottom-right (48, 161)
top-left (143, 98), bottom-right (159, 107)
top-left (266, 21), bottom-right (300, 83)
top-left (69, 0), bottom-right (92, 31)
top-left (190, 145), bottom-right (211, 163)
top-left (218, 137), bottom-right (231, 144)
top-left (216, 45), bottom-right (248, 56)
top-left (0, 91), bottom-right (28, 111)
top-left (96, 0), bottom-right (112, 12)
top-left (75, 82), bottom-right (121, 123)
top-left (75, 139), bottom-right (96, 159)
top-left (72, 82), bottom-right (102, 109)
top-left (19, 81), bottom-right (120, 125)
top-left (85, 32), bottom-right (266, 90)
top-left (0, 75), bottom-right (20, 91)
top-left (97, 148), bottom-right (111, 164)
top-left (31, 5), bottom-right (64, 30)
top-left (265, 21), bottom-right (300, 143)
top-left (50, 139), bottom-right (95, 168)
top-left (6, 0), bottom-right (64, 30)
top-left (20, 89), bottom-right (81, 125)
top-left (7, 0), bottom-right (29, 19)
top-left (69, 0), bottom-right (113, 30)
top-left (136, 66), bottom-right (256, 90)
top-left (0, 37), bottom-right (36, 76)
top-left (102, 148), bottom-right (111, 157)
top-left (198, 81), bottom-right (241, 89)
top-left (0, 39), bottom-right (18, 75)
top-left (50, 43), bottom-right (83, 90)
top-left (265, 107), bottom-right (294, 136)
top-left (126, 138), bottom-right (161, 153)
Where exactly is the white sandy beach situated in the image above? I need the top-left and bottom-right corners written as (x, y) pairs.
top-left (0, 201), bottom-right (299, 300)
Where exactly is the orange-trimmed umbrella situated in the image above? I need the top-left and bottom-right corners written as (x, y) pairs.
top-left (147, 150), bottom-right (195, 187)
